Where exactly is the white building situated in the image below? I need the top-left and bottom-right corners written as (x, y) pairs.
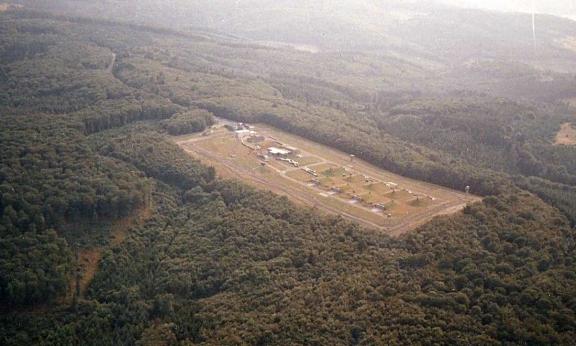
top-left (268, 147), bottom-right (292, 156)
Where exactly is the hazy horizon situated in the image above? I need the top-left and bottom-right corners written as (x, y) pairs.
top-left (441, 0), bottom-right (576, 19)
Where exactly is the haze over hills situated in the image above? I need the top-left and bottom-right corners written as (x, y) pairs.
top-left (442, 0), bottom-right (576, 20)
top-left (17, 0), bottom-right (576, 97)
top-left (16, 0), bottom-right (576, 70)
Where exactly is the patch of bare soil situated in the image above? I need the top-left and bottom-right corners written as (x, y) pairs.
top-left (558, 37), bottom-right (576, 54)
top-left (554, 123), bottom-right (576, 146)
top-left (0, 3), bottom-right (22, 12)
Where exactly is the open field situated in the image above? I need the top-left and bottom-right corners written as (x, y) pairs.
top-left (175, 120), bottom-right (480, 236)
top-left (555, 122), bottom-right (576, 145)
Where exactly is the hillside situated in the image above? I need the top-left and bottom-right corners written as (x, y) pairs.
top-left (0, 3), bottom-right (576, 345)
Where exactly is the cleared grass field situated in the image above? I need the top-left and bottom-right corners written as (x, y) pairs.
top-left (286, 169), bottom-right (315, 182)
top-left (175, 121), bottom-right (481, 236)
top-left (293, 155), bottom-right (321, 166)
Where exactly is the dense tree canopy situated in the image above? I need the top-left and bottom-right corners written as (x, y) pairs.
top-left (0, 7), bottom-right (575, 345)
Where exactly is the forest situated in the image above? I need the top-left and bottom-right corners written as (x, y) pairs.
top-left (1, 4), bottom-right (576, 345)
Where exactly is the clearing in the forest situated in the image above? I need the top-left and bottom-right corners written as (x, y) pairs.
top-left (176, 120), bottom-right (480, 236)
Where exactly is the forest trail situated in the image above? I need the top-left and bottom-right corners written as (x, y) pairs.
top-left (71, 206), bottom-right (153, 300)
top-left (0, 207), bottom-right (154, 314)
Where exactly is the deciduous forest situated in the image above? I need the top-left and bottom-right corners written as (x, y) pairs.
top-left (1, 2), bottom-right (576, 345)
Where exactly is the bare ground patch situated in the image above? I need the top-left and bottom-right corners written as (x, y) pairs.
top-left (0, 3), bottom-right (22, 12)
top-left (555, 123), bottom-right (576, 146)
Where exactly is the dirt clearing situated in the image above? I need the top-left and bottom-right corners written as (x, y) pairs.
top-left (0, 3), bottom-right (22, 12)
top-left (175, 120), bottom-right (480, 236)
top-left (555, 123), bottom-right (576, 145)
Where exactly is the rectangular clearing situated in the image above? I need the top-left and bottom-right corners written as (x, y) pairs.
top-left (175, 120), bottom-right (480, 236)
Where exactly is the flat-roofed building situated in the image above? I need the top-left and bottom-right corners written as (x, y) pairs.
top-left (268, 147), bottom-right (292, 156)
